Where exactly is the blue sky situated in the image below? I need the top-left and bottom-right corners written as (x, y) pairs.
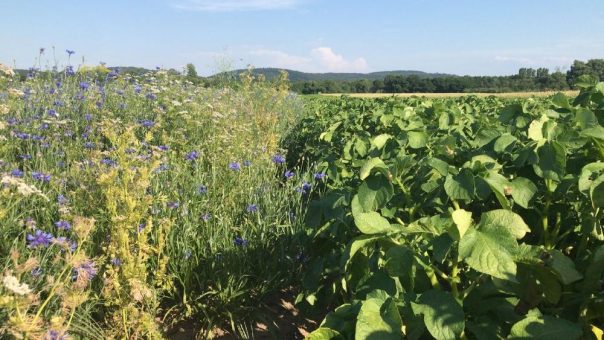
top-left (1, 0), bottom-right (603, 76)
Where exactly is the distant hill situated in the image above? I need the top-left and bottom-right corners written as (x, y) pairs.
top-left (214, 68), bottom-right (455, 82)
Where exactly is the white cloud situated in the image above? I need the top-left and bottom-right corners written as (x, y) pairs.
top-left (249, 49), bottom-right (312, 69)
top-left (310, 47), bottom-right (368, 72)
top-left (247, 47), bottom-right (369, 72)
top-left (172, 0), bottom-right (301, 12)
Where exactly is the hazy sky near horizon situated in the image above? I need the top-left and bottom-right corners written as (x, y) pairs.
top-left (1, 0), bottom-right (603, 76)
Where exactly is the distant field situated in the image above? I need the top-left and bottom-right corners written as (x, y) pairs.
top-left (321, 90), bottom-right (579, 98)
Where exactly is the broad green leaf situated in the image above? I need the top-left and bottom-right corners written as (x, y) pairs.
top-left (535, 141), bottom-right (566, 181)
top-left (528, 117), bottom-right (546, 141)
top-left (307, 328), bottom-right (344, 340)
top-left (482, 171), bottom-right (511, 209)
top-left (494, 133), bottom-right (518, 153)
top-left (459, 223), bottom-right (518, 281)
top-left (322, 303), bottom-right (361, 338)
top-left (356, 293), bottom-right (403, 340)
top-left (352, 196), bottom-right (397, 234)
top-left (428, 157), bottom-right (450, 176)
top-left (360, 157), bottom-right (389, 180)
top-left (372, 133), bottom-right (392, 150)
top-left (343, 235), bottom-right (383, 270)
top-left (575, 108), bottom-right (599, 129)
top-left (581, 126), bottom-right (604, 141)
top-left (590, 174), bottom-right (604, 208)
top-left (412, 290), bottom-right (465, 340)
top-left (358, 175), bottom-right (394, 211)
top-left (551, 92), bottom-right (571, 109)
top-left (582, 245), bottom-right (604, 294)
top-left (480, 209), bottom-right (530, 239)
top-left (444, 169), bottom-right (475, 201)
top-left (408, 131), bottom-right (428, 149)
top-left (509, 315), bottom-right (582, 339)
top-left (384, 244), bottom-right (414, 278)
top-left (578, 162), bottom-right (604, 192)
top-left (452, 209), bottom-right (472, 239)
top-left (549, 250), bottom-right (583, 285)
top-left (510, 177), bottom-right (537, 209)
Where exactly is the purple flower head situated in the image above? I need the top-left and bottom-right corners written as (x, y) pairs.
top-left (201, 213), bottom-right (211, 222)
top-left (57, 194), bottom-right (69, 205)
top-left (111, 257), bottom-right (122, 266)
top-left (154, 164), bottom-right (169, 173)
top-left (234, 236), bottom-right (248, 247)
top-left (32, 172), bottom-right (51, 182)
top-left (297, 182), bottom-right (312, 194)
top-left (246, 204), bottom-right (258, 213)
top-left (55, 220), bottom-right (71, 230)
top-left (47, 109), bottom-right (58, 118)
top-left (14, 131), bottom-right (30, 140)
top-left (100, 158), bottom-right (117, 167)
top-left (11, 169), bottom-right (24, 178)
top-left (314, 172), bottom-right (327, 180)
top-left (72, 260), bottom-right (97, 283)
top-left (229, 162), bottom-right (241, 171)
top-left (19, 154), bottom-right (32, 161)
top-left (284, 170), bottom-right (295, 179)
top-left (243, 160), bottom-right (252, 167)
top-left (83, 141), bottom-right (95, 149)
top-left (79, 82), bottom-right (90, 91)
top-left (31, 267), bottom-right (43, 277)
top-left (134, 85), bottom-right (142, 94)
top-left (158, 145), bottom-right (169, 151)
top-left (66, 49), bottom-right (75, 56)
top-left (198, 185), bottom-right (207, 194)
top-left (140, 120), bottom-right (155, 128)
top-left (272, 154), bottom-right (286, 164)
top-left (27, 230), bottom-right (54, 248)
top-left (185, 151), bottom-right (199, 161)
top-left (65, 66), bottom-right (75, 76)
top-left (167, 201), bottom-right (180, 209)
top-left (53, 236), bottom-right (77, 252)
top-left (146, 93), bottom-right (157, 100)
top-left (137, 222), bottom-right (146, 233)
top-left (46, 329), bottom-right (69, 340)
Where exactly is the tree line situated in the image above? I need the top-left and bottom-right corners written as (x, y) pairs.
top-left (290, 59), bottom-right (604, 94)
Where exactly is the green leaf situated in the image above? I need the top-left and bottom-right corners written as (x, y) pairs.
top-left (510, 177), bottom-right (537, 209)
top-left (509, 315), bottom-right (582, 339)
top-left (408, 131), bottom-right (428, 149)
top-left (590, 174), bottom-right (604, 208)
top-left (307, 328), bottom-right (344, 340)
top-left (575, 108), bottom-right (599, 129)
top-left (551, 92), bottom-right (571, 109)
top-left (581, 126), bottom-right (604, 141)
top-left (494, 133), bottom-right (518, 153)
top-left (582, 245), bottom-right (604, 294)
top-left (412, 290), bottom-right (465, 340)
top-left (321, 303), bottom-right (361, 338)
top-left (452, 209), bottom-right (472, 239)
top-left (528, 117), bottom-right (546, 141)
top-left (384, 244), bottom-right (414, 278)
top-left (482, 171), bottom-right (511, 209)
top-left (444, 169), bottom-right (475, 201)
top-left (356, 293), bottom-right (403, 340)
top-left (342, 235), bottom-right (383, 271)
top-left (360, 157), bottom-right (389, 180)
top-left (549, 250), bottom-right (583, 285)
top-left (352, 196), bottom-right (397, 234)
top-left (535, 141), bottom-right (566, 181)
top-left (358, 175), bottom-right (394, 211)
top-left (480, 209), bottom-right (530, 239)
top-left (578, 162), bottom-right (604, 193)
top-left (372, 133), bottom-right (392, 150)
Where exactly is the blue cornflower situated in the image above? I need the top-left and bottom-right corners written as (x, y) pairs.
top-left (284, 170), bottom-right (295, 179)
top-left (185, 151), bottom-right (199, 161)
top-left (201, 213), bottom-right (211, 222)
top-left (84, 113), bottom-right (93, 121)
top-left (32, 172), bottom-right (51, 182)
top-left (158, 145), bottom-right (169, 151)
top-left (72, 260), bottom-right (97, 282)
top-left (134, 85), bottom-right (142, 93)
top-left (111, 257), bottom-right (122, 266)
top-left (83, 141), bottom-right (95, 149)
top-left (27, 230), bottom-right (54, 248)
top-left (229, 162), bottom-right (241, 171)
top-left (314, 172), bottom-right (327, 180)
top-left (11, 169), bottom-right (24, 178)
top-left (272, 154), bottom-right (286, 164)
top-left (54, 236), bottom-right (77, 252)
top-left (66, 49), bottom-right (75, 56)
top-left (57, 194), bottom-right (69, 205)
top-left (65, 66), bottom-right (75, 76)
top-left (154, 164), bottom-right (169, 173)
top-left (140, 120), bottom-right (155, 128)
top-left (198, 185), bottom-right (208, 194)
top-left (146, 93), bottom-right (157, 100)
top-left (19, 154), bottom-right (32, 161)
top-left (297, 182), bottom-right (312, 194)
top-left (234, 236), bottom-right (248, 247)
top-left (243, 160), bottom-right (252, 167)
top-left (46, 329), bottom-right (69, 340)
top-left (55, 220), bottom-right (71, 230)
top-left (100, 158), bottom-right (117, 167)
top-left (247, 204), bottom-right (258, 213)
top-left (14, 131), bottom-right (30, 140)
top-left (47, 109), bottom-right (58, 118)
top-left (137, 222), bottom-right (146, 233)
top-left (167, 201), bottom-right (180, 209)
top-left (79, 82), bottom-right (90, 90)
top-left (31, 267), bottom-right (43, 277)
